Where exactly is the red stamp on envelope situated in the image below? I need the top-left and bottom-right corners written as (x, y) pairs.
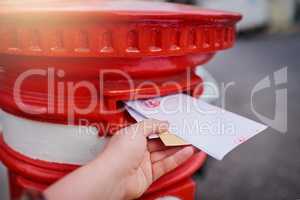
top-left (143, 99), bottom-right (160, 108)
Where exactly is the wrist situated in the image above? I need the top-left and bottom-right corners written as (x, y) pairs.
top-left (93, 152), bottom-right (128, 200)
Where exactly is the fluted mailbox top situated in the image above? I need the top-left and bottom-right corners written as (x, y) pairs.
top-left (0, 0), bottom-right (242, 58)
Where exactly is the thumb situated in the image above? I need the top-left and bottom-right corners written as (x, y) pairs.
top-left (124, 119), bottom-right (169, 139)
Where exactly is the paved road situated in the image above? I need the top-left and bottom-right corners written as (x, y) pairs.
top-left (195, 33), bottom-right (300, 200)
top-left (0, 162), bottom-right (8, 200)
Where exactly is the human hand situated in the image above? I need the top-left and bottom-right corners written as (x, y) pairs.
top-left (100, 119), bottom-right (195, 199)
top-left (45, 119), bottom-right (194, 200)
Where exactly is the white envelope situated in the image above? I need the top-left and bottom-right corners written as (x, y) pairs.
top-left (126, 93), bottom-right (268, 160)
top-left (126, 106), bottom-right (160, 139)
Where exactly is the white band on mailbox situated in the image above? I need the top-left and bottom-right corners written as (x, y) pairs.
top-left (0, 110), bottom-right (108, 165)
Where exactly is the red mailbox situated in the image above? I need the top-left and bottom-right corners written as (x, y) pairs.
top-left (0, 1), bottom-right (241, 200)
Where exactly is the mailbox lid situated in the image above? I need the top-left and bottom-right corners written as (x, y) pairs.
top-left (0, 0), bottom-right (241, 22)
top-left (0, 0), bottom-right (242, 58)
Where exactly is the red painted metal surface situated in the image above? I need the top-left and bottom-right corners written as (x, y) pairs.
top-left (0, 1), bottom-right (241, 58)
top-left (0, 1), bottom-right (241, 199)
top-left (0, 1), bottom-right (241, 129)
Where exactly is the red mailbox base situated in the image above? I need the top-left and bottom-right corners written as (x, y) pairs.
top-left (8, 173), bottom-right (197, 200)
top-left (0, 134), bottom-right (206, 200)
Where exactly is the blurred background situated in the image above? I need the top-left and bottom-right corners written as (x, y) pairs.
top-left (154, 0), bottom-right (300, 34)
top-left (1, 0), bottom-right (299, 200)
top-left (145, 0), bottom-right (300, 199)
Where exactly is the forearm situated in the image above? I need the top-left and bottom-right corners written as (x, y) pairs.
top-left (44, 154), bottom-right (126, 200)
